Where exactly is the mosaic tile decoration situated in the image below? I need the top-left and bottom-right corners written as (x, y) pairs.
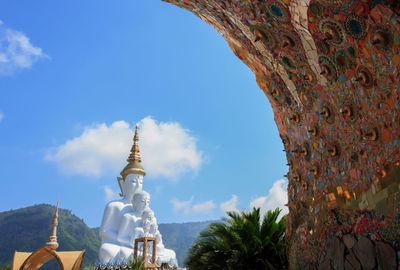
top-left (163, 0), bottom-right (400, 268)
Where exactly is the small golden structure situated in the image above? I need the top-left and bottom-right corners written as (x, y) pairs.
top-left (12, 201), bottom-right (85, 270)
top-left (134, 237), bottom-right (157, 269)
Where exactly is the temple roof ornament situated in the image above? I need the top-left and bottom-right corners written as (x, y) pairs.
top-left (121, 124), bottom-right (146, 177)
top-left (12, 202), bottom-right (86, 270)
top-left (46, 199), bottom-right (59, 250)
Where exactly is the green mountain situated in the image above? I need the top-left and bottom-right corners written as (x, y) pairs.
top-left (158, 221), bottom-right (213, 266)
top-left (0, 204), bottom-right (101, 269)
top-left (0, 204), bottom-right (214, 268)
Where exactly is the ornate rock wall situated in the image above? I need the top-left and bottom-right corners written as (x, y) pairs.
top-left (163, 0), bottom-right (400, 268)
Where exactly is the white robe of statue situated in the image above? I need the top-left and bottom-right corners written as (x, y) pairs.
top-left (98, 174), bottom-right (143, 263)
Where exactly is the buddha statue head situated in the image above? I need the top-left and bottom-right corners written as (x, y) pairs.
top-left (121, 174), bottom-right (143, 200)
top-left (132, 190), bottom-right (150, 213)
top-left (142, 208), bottom-right (155, 235)
top-left (150, 222), bottom-right (164, 248)
top-left (118, 124), bottom-right (146, 200)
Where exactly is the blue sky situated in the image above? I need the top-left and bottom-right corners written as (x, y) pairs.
top-left (0, 0), bottom-right (287, 227)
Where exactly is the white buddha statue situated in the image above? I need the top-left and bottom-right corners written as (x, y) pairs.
top-left (99, 125), bottom-right (146, 264)
top-left (98, 124), bottom-right (178, 266)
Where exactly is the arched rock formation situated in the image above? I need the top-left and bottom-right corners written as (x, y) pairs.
top-left (163, 0), bottom-right (400, 268)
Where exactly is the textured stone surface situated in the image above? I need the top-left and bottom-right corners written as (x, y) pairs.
top-left (353, 236), bottom-right (376, 270)
top-left (326, 237), bottom-right (335, 260)
top-left (318, 256), bottom-right (331, 270)
top-left (375, 241), bottom-right (397, 270)
top-left (327, 237), bottom-right (344, 270)
top-left (162, 0), bottom-right (400, 268)
top-left (343, 234), bottom-right (356, 250)
top-left (345, 251), bottom-right (361, 270)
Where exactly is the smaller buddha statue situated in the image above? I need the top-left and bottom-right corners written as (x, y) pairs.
top-left (116, 191), bottom-right (150, 261)
top-left (141, 208), bottom-right (178, 266)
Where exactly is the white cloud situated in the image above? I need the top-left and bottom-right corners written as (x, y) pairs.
top-left (45, 117), bottom-right (203, 179)
top-left (171, 197), bottom-right (215, 215)
top-left (220, 194), bottom-right (239, 213)
top-left (0, 112), bottom-right (3, 122)
top-left (0, 21), bottom-right (48, 75)
top-left (104, 186), bottom-right (119, 202)
top-left (192, 200), bottom-right (216, 213)
top-left (139, 117), bottom-right (202, 179)
top-left (45, 121), bottom-right (132, 176)
top-left (249, 179), bottom-right (288, 220)
top-left (171, 197), bottom-right (194, 215)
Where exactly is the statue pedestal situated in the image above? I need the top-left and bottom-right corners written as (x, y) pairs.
top-left (134, 237), bottom-right (157, 269)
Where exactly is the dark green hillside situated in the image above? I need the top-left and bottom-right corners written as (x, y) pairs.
top-left (0, 204), bottom-right (100, 268)
top-left (0, 204), bottom-right (215, 268)
top-left (158, 221), bottom-right (213, 266)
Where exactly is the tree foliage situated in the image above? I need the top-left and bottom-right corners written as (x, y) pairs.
top-left (129, 257), bottom-right (145, 270)
top-left (184, 208), bottom-right (287, 270)
top-left (0, 261), bottom-right (11, 270)
top-left (158, 220), bottom-right (213, 265)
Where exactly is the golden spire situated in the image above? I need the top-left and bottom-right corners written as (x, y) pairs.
top-left (128, 124), bottom-right (141, 164)
top-left (46, 200), bottom-right (59, 250)
top-left (120, 124), bottom-right (146, 177)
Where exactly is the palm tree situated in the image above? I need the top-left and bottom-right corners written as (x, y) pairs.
top-left (184, 208), bottom-right (287, 270)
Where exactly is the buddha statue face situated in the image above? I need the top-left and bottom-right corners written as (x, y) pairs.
top-left (123, 174), bottom-right (143, 199)
top-left (142, 209), bottom-right (155, 234)
top-left (150, 222), bottom-right (158, 234)
top-left (133, 191), bottom-right (150, 213)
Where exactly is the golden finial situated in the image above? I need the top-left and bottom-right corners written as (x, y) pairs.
top-left (127, 124), bottom-right (141, 163)
top-left (46, 200), bottom-right (59, 250)
top-left (120, 124), bottom-right (146, 178)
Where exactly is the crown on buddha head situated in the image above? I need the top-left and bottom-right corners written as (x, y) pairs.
top-left (120, 124), bottom-right (146, 178)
